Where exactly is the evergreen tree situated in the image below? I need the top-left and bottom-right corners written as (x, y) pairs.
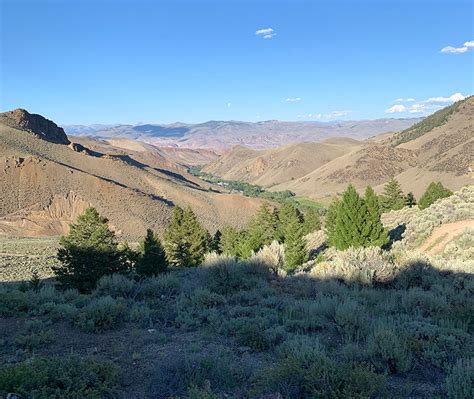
top-left (219, 225), bottom-right (242, 257)
top-left (136, 229), bottom-right (167, 276)
top-left (325, 198), bottom-right (340, 247)
top-left (53, 207), bottom-right (126, 292)
top-left (302, 208), bottom-right (321, 235)
top-left (405, 192), bottom-right (417, 208)
top-left (163, 206), bottom-right (208, 267)
top-left (380, 177), bottom-right (406, 211)
top-left (284, 210), bottom-right (307, 272)
top-left (246, 203), bottom-right (278, 252)
top-left (363, 186), bottom-right (389, 247)
top-left (276, 202), bottom-right (303, 242)
top-left (418, 182), bottom-right (453, 210)
top-left (209, 229), bottom-right (222, 254)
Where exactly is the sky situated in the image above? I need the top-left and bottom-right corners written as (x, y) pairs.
top-left (1, 0), bottom-right (473, 125)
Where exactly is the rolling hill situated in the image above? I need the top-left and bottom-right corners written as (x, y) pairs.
top-left (0, 109), bottom-right (263, 238)
top-left (204, 97), bottom-right (473, 200)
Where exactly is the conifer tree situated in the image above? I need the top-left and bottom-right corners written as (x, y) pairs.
top-left (405, 192), bottom-right (417, 208)
top-left (219, 225), bottom-right (242, 257)
top-left (276, 202), bottom-right (303, 242)
top-left (246, 203), bottom-right (278, 252)
top-left (363, 186), bottom-right (389, 247)
top-left (333, 185), bottom-right (372, 250)
top-left (302, 208), bottom-right (321, 235)
top-left (53, 207), bottom-right (126, 292)
top-left (380, 177), bottom-right (406, 211)
top-left (163, 206), bottom-right (208, 267)
top-left (418, 182), bottom-right (453, 210)
top-left (325, 198), bottom-right (340, 247)
top-left (284, 210), bottom-right (307, 272)
top-left (209, 229), bottom-right (222, 254)
top-left (136, 229), bottom-right (167, 276)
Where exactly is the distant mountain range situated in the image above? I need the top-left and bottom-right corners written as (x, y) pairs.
top-left (63, 118), bottom-right (422, 151)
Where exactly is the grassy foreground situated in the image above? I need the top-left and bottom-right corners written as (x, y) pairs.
top-left (0, 249), bottom-right (473, 398)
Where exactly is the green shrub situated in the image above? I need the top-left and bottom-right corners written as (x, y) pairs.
top-left (94, 274), bottom-right (137, 299)
top-left (0, 288), bottom-right (28, 316)
top-left (176, 288), bottom-right (226, 328)
top-left (38, 302), bottom-right (78, 322)
top-left (140, 273), bottom-right (181, 299)
top-left (446, 358), bottom-right (474, 399)
top-left (76, 296), bottom-right (126, 333)
top-left (127, 303), bottom-right (151, 327)
top-left (149, 350), bottom-right (243, 397)
top-left (227, 317), bottom-right (285, 351)
top-left (367, 325), bottom-right (412, 373)
top-left (14, 320), bottom-right (52, 351)
top-left (255, 338), bottom-right (385, 398)
top-left (334, 299), bottom-right (368, 342)
top-left (0, 356), bottom-right (120, 398)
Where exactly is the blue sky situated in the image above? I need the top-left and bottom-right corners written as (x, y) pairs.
top-left (1, 0), bottom-right (473, 125)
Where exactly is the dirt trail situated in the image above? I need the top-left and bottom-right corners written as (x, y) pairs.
top-left (418, 220), bottom-right (474, 255)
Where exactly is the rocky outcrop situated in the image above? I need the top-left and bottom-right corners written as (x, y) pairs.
top-left (0, 108), bottom-right (70, 145)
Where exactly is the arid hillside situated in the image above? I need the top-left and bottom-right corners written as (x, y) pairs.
top-left (204, 97), bottom-right (473, 201)
top-left (0, 110), bottom-right (263, 238)
top-left (203, 138), bottom-right (362, 187)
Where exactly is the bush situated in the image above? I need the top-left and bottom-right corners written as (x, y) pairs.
top-left (76, 296), bottom-right (126, 333)
top-left (446, 358), bottom-right (474, 399)
top-left (251, 241), bottom-right (286, 276)
top-left (176, 288), bottom-right (226, 328)
top-left (0, 356), bottom-right (120, 398)
top-left (255, 338), bottom-right (385, 398)
top-left (367, 324), bottom-right (412, 373)
top-left (227, 317), bottom-right (285, 351)
top-left (94, 274), bottom-right (137, 299)
top-left (14, 320), bottom-right (52, 351)
top-left (0, 288), bottom-right (28, 316)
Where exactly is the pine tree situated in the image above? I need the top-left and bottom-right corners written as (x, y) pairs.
top-left (405, 192), bottom-right (417, 208)
top-left (136, 229), bottom-right (167, 276)
top-left (246, 203), bottom-right (278, 252)
top-left (325, 198), bottom-right (340, 247)
top-left (333, 185), bottom-right (370, 250)
top-left (53, 207), bottom-right (126, 292)
top-left (163, 206), bottom-right (208, 267)
top-left (284, 211), bottom-right (307, 272)
top-left (418, 182), bottom-right (453, 210)
top-left (363, 186), bottom-right (389, 247)
top-left (302, 208), bottom-right (321, 235)
top-left (276, 202), bottom-right (303, 242)
top-left (380, 177), bottom-right (405, 211)
top-left (209, 229), bottom-right (222, 254)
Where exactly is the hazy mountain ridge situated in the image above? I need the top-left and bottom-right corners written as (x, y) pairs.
top-left (63, 118), bottom-right (422, 151)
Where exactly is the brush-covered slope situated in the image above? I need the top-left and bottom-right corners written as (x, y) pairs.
top-left (203, 138), bottom-right (361, 187)
top-left (0, 110), bottom-right (263, 238)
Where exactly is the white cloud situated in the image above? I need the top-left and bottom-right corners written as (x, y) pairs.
top-left (440, 40), bottom-right (473, 54)
top-left (394, 98), bottom-right (415, 102)
top-left (297, 113), bottom-right (322, 119)
top-left (226, 102), bottom-right (232, 108)
top-left (385, 92), bottom-right (466, 114)
top-left (425, 93), bottom-right (465, 103)
top-left (285, 97), bottom-right (301, 102)
top-left (255, 27), bottom-right (276, 39)
top-left (327, 110), bottom-right (350, 118)
top-left (385, 104), bottom-right (407, 113)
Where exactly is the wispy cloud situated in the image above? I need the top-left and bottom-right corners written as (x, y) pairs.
top-left (226, 102), bottom-right (232, 108)
top-left (297, 113), bottom-right (322, 119)
top-left (327, 110), bottom-right (350, 118)
top-left (440, 40), bottom-right (474, 54)
top-left (385, 92), bottom-right (466, 114)
top-left (285, 97), bottom-right (301, 103)
top-left (255, 27), bottom-right (276, 39)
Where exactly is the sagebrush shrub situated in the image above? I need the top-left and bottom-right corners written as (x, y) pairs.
top-left (76, 296), bottom-right (126, 333)
top-left (446, 358), bottom-right (474, 399)
top-left (94, 274), bottom-right (137, 299)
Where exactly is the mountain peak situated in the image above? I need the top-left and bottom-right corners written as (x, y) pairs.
top-left (0, 108), bottom-right (70, 145)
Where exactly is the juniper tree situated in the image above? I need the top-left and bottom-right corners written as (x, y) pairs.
top-left (284, 211), bottom-right (308, 272)
top-left (380, 177), bottom-right (405, 211)
top-left (302, 208), bottom-right (321, 235)
top-left (53, 207), bottom-right (126, 292)
top-left (136, 229), bottom-right (167, 276)
top-left (418, 182), bottom-right (453, 210)
top-left (363, 186), bottom-right (389, 248)
top-left (163, 206), bottom-right (208, 267)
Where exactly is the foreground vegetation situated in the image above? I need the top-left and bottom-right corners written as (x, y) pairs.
top-left (1, 248), bottom-right (473, 398)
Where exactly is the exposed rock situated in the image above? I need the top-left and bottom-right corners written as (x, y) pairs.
top-left (0, 108), bottom-right (70, 144)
